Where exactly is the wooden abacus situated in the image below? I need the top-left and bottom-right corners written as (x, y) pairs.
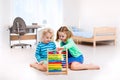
top-left (47, 49), bottom-right (68, 75)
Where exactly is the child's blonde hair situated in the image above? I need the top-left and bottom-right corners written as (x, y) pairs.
top-left (39, 28), bottom-right (54, 42)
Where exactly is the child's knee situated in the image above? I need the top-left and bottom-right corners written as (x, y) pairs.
top-left (70, 62), bottom-right (81, 70)
top-left (70, 63), bottom-right (76, 70)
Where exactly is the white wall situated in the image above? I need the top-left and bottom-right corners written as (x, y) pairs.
top-left (0, 1), bottom-right (1, 27)
top-left (63, 0), bottom-right (80, 27)
top-left (1, 0), bottom-right (120, 46)
top-left (79, 0), bottom-right (120, 44)
top-left (0, 0), bottom-right (11, 47)
top-left (62, 0), bottom-right (120, 44)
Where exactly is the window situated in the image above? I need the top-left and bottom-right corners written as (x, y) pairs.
top-left (12, 0), bottom-right (63, 28)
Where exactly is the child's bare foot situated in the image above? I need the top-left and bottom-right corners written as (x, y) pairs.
top-left (30, 64), bottom-right (40, 70)
top-left (30, 62), bottom-right (38, 67)
top-left (30, 63), bottom-right (46, 72)
top-left (30, 64), bottom-right (32, 67)
top-left (35, 62), bottom-right (38, 64)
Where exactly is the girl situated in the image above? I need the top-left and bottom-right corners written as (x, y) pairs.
top-left (56, 26), bottom-right (100, 70)
top-left (30, 28), bottom-right (56, 71)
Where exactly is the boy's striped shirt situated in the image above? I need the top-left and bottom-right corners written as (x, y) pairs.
top-left (35, 42), bottom-right (56, 62)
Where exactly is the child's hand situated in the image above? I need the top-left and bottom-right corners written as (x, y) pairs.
top-left (57, 47), bottom-right (64, 51)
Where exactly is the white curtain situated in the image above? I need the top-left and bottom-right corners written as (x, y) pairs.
top-left (13, 0), bottom-right (63, 28)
